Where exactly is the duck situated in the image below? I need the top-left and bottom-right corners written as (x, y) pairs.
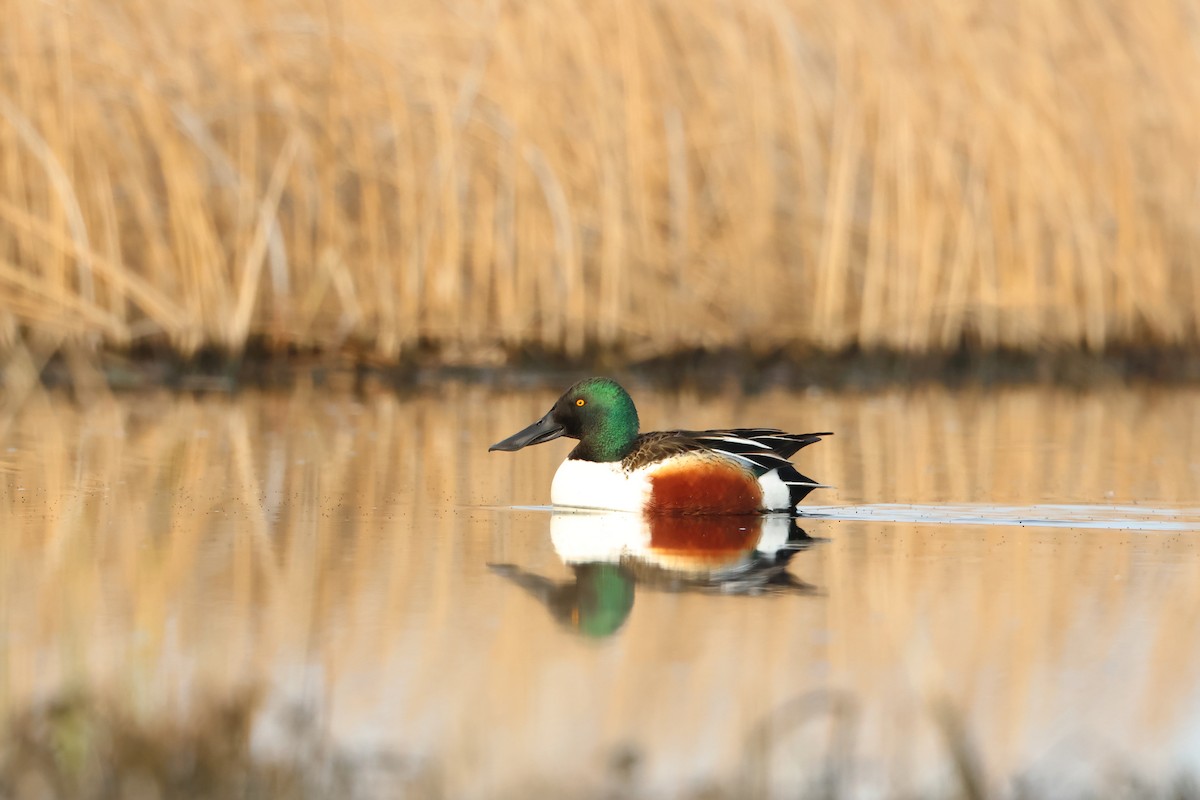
top-left (489, 377), bottom-right (830, 515)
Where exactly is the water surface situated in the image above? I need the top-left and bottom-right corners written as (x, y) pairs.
top-left (1, 383), bottom-right (1198, 797)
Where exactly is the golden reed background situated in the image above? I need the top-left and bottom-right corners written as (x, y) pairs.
top-left (1, 385), bottom-right (1199, 794)
top-left (2, 0), bottom-right (1200, 364)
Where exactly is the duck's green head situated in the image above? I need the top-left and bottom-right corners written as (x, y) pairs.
top-left (489, 377), bottom-right (640, 462)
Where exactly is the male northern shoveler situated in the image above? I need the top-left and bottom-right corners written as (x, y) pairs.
top-left (489, 377), bottom-right (831, 515)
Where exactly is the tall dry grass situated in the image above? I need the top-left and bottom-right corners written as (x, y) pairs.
top-left (2, 0), bottom-right (1200, 364)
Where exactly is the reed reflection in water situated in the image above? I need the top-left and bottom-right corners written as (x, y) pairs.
top-left (0, 383), bottom-right (1198, 796)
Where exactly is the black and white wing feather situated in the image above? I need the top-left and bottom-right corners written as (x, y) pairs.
top-left (684, 428), bottom-right (828, 474)
top-left (687, 428), bottom-right (832, 506)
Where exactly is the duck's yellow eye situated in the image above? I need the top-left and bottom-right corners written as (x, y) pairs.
top-left (575, 398), bottom-right (586, 407)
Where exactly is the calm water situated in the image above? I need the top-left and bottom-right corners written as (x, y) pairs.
top-left (1, 382), bottom-right (1199, 797)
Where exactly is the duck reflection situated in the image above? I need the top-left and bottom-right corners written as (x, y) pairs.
top-left (489, 512), bottom-right (820, 638)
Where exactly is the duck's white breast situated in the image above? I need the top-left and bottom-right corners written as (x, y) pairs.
top-left (550, 459), bottom-right (650, 512)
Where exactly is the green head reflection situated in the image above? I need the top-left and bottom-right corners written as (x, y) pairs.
top-left (490, 563), bottom-right (636, 638)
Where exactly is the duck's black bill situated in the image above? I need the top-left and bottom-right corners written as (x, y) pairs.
top-left (489, 412), bottom-right (566, 452)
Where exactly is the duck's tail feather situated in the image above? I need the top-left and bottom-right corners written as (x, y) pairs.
top-left (758, 431), bottom-right (833, 460)
top-left (689, 430), bottom-right (833, 475)
top-left (776, 464), bottom-right (830, 509)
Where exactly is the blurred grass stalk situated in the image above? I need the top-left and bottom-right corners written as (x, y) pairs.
top-left (1, 0), bottom-right (1198, 366)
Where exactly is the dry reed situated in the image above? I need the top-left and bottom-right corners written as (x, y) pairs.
top-left (0, 385), bottom-right (1198, 795)
top-left (1, 0), bottom-right (1199, 366)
